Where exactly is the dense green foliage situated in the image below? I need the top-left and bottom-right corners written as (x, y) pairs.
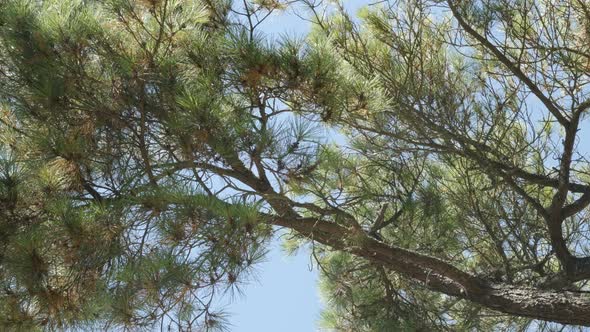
top-left (1, 0), bottom-right (590, 330)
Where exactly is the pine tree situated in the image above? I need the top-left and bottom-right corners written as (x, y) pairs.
top-left (1, 0), bottom-right (590, 330)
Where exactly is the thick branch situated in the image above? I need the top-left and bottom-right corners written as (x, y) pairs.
top-left (546, 112), bottom-right (581, 276)
top-left (270, 214), bottom-right (590, 326)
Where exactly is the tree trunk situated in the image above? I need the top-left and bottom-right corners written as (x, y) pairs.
top-left (271, 215), bottom-right (590, 326)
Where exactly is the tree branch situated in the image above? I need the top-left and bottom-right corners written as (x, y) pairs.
top-left (447, 0), bottom-right (569, 127)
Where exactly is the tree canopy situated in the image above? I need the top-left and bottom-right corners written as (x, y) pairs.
top-left (1, 0), bottom-right (590, 330)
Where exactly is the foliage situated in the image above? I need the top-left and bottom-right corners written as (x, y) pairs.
top-left (1, 0), bottom-right (590, 330)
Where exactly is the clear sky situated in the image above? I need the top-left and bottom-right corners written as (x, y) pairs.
top-left (223, 2), bottom-right (369, 331)
top-left (224, 239), bottom-right (322, 332)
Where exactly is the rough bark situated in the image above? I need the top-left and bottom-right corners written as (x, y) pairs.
top-left (271, 215), bottom-right (590, 326)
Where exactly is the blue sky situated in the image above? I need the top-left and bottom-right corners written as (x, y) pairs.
top-left (224, 239), bottom-right (322, 332)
